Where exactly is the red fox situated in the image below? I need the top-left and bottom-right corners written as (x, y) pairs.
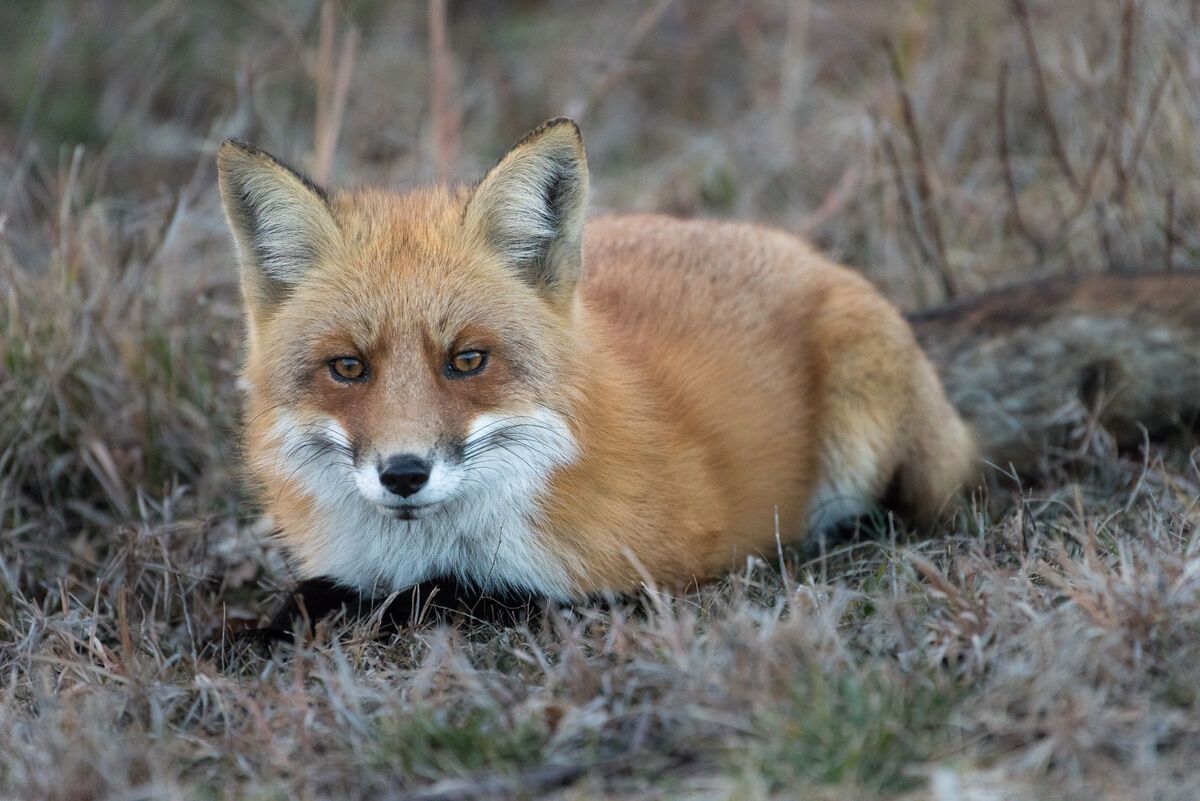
top-left (218, 118), bottom-right (1199, 619)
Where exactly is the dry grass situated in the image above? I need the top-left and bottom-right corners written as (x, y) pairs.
top-left (2, 1), bottom-right (1199, 798)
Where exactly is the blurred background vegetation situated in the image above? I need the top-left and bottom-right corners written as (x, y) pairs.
top-left (4, 1), bottom-right (1196, 284)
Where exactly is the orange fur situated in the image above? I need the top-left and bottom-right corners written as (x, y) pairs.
top-left (218, 119), bottom-right (975, 600)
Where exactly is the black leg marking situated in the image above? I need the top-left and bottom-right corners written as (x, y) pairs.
top-left (228, 576), bottom-right (547, 653)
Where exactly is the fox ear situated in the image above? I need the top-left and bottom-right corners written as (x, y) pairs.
top-left (464, 118), bottom-right (589, 306)
top-left (217, 140), bottom-right (341, 312)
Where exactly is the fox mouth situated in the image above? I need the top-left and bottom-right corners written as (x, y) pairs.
top-left (374, 502), bottom-right (437, 521)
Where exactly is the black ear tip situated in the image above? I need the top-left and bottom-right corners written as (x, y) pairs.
top-left (543, 117), bottom-right (580, 135)
top-left (543, 117), bottom-right (582, 145)
top-left (220, 138), bottom-right (253, 154)
top-left (215, 141), bottom-right (329, 202)
top-left (218, 138), bottom-right (267, 160)
top-left (513, 117), bottom-right (584, 151)
top-left (217, 139), bottom-right (260, 173)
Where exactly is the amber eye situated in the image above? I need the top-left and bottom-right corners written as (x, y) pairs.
top-left (329, 356), bottom-right (367, 382)
top-left (448, 350), bottom-right (487, 375)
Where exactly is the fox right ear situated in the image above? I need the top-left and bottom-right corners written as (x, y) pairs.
top-left (464, 118), bottom-right (588, 308)
top-left (217, 140), bottom-right (341, 312)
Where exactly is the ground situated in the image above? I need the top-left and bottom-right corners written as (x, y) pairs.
top-left (2, 2), bottom-right (1199, 799)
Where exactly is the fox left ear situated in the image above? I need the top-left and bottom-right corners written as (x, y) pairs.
top-left (464, 118), bottom-right (589, 307)
top-left (217, 140), bottom-right (342, 317)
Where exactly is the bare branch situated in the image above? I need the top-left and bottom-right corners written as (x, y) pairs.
top-left (997, 59), bottom-right (1044, 262)
top-left (886, 40), bottom-right (957, 300)
top-left (1011, 0), bottom-right (1081, 193)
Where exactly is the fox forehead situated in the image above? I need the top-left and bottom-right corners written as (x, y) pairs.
top-left (242, 193), bottom-right (527, 345)
top-left (266, 267), bottom-right (560, 375)
top-left (244, 187), bottom-right (578, 410)
top-left (333, 184), bottom-right (467, 258)
top-left (278, 187), bottom-right (556, 332)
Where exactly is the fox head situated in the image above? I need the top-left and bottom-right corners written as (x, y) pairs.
top-left (217, 119), bottom-right (590, 599)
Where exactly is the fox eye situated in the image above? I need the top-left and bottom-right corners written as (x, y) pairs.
top-left (329, 356), bottom-right (367, 382)
top-left (447, 350), bottom-right (487, 376)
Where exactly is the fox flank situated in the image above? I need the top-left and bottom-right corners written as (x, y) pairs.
top-left (218, 118), bottom-right (977, 602)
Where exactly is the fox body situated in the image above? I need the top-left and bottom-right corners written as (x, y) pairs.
top-left (217, 119), bottom-right (977, 602)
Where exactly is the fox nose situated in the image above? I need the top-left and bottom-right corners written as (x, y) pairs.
top-left (379, 455), bottom-right (431, 498)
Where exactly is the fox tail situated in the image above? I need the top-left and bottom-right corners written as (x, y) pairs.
top-left (910, 273), bottom-right (1200, 477)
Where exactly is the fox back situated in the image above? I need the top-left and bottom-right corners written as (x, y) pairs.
top-left (218, 119), bottom-right (974, 601)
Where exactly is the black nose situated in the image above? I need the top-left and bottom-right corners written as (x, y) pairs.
top-left (379, 455), bottom-right (431, 498)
